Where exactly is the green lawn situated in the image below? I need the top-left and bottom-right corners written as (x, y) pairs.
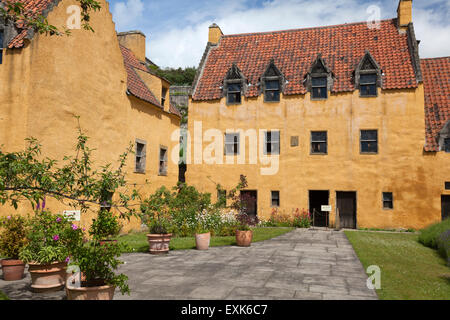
top-left (345, 231), bottom-right (450, 300)
top-left (117, 227), bottom-right (294, 253)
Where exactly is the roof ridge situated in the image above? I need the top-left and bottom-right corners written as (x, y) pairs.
top-left (421, 56), bottom-right (450, 61)
top-left (222, 18), bottom-right (396, 38)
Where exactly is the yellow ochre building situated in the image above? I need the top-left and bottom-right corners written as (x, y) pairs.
top-left (0, 0), bottom-right (181, 232)
top-left (187, 0), bottom-right (450, 230)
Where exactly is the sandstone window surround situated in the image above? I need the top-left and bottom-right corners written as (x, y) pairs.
top-left (223, 63), bottom-right (247, 105)
top-left (135, 139), bottom-right (147, 174)
top-left (355, 51), bottom-right (383, 97)
top-left (260, 59), bottom-right (285, 103)
top-left (305, 54), bottom-right (334, 100)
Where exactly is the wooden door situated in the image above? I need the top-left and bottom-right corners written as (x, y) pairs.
top-left (337, 192), bottom-right (357, 229)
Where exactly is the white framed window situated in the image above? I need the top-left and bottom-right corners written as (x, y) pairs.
top-left (264, 130), bottom-right (280, 155)
top-left (225, 133), bottom-right (240, 155)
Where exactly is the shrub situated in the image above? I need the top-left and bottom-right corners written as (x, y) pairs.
top-left (418, 218), bottom-right (450, 249)
top-left (436, 230), bottom-right (450, 266)
top-left (89, 210), bottom-right (122, 240)
top-left (72, 240), bottom-right (129, 295)
top-left (19, 211), bottom-right (84, 264)
top-left (0, 215), bottom-right (28, 259)
top-left (263, 208), bottom-right (312, 228)
top-left (140, 187), bottom-right (174, 235)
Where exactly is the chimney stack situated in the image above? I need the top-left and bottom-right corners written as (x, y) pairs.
top-left (208, 23), bottom-right (223, 45)
top-left (117, 30), bottom-right (147, 61)
top-left (397, 0), bottom-right (413, 32)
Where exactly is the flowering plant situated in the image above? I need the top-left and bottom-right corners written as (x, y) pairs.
top-left (0, 215), bottom-right (28, 259)
top-left (19, 210), bottom-right (84, 264)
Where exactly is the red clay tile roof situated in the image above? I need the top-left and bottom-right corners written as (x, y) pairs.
top-left (193, 19), bottom-right (419, 101)
top-left (421, 57), bottom-right (450, 152)
top-left (120, 45), bottom-right (180, 117)
top-left (4, 0), bottom-right (59, 48)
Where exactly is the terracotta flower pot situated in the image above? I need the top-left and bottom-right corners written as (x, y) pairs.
top-left (1, 259), bottom-right (25, 281)
top-left (195, 232), bottom-right (211, 250)
top-left (28, 261), bottom-right (67, 292)
top-left (66, 282), bottom-right (115, 300)
top-left (236, 230), bottom-right (253, 247)
top-left (147, 234), bottom-right (172, 254)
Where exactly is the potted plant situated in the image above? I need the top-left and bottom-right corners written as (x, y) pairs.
top-left (66, 239), bottom-right (129, 300)
top-left (19, 210), bottom-right (84, 292)
top-left (235, 213), bottom-right (253, 247)
top-left (89, 209), bottom-right (122, 246)
top-left (195, 225), bottom-right (211, 251)
top-left (140, 187), bottom-right (174, 254)
top-left (0, 215), bottom-right (28, 281)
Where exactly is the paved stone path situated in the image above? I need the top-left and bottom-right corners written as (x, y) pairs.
top-left (0, 229), bottom-right (378, 300)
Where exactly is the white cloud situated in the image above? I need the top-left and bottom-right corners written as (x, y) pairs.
top-left (145, 0), bottom-right (449, 67)
top-left (112, 0), bottom-right (145, 30)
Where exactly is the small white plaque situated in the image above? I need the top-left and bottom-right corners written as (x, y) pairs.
top-left (321, 205), bottom-right (332, 212)
top-left (63, 210), bottom-right (81, 222)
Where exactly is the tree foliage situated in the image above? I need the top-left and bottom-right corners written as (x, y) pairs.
top-left (150, 65), bottom-right (197, 86)
top-left (0, 0), bottom-right (101, 36)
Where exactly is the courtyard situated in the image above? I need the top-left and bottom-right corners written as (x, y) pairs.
top-left (0, 229), bottom-right (377, 300)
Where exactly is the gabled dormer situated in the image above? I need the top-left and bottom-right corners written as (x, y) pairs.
top-left (438, 121), bottom-right (450, 153)
top-left (355, 51), bottom-right (383, 97)
top-left (223, 63), bottom-right (247, 105)
top-left (305, 54), bottom-right (333, 100)
top-left (260, 59), bottom-right (285, 103)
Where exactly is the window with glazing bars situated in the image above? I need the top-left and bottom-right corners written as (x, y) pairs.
top-left (383, 192), bottom-right (393, 209)
top-left (227, 83), bottom-right (242, 104)
top-left (159, 147), bottom-right (168, 175)
top-left (264, 131), bottom-right (280, 155)
top-left (264, 80), bottom-right (280, 102)
top-left (311, 131), bottom-right (327, 154)
top-left (445, 138), bottom-right (450, 153)
top-left (311, 77), bottom-right (327, 99)
top-left (135, 141), bottom-right (146, 173)
top-left (360, 73), bottom-right (377, 96)
top-left (361, 130), bottom-right (378, 153)
top-left (0, 30), bottom-right (4, 65)
top-left (225, 133), bottom-right (240, 155)
top-left (271, 191), bottom-right (280, 207)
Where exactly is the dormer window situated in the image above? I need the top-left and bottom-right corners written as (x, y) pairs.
top-left (306, 55), bottom-right (333, 100)
top-left (0, 30), bottom-right (4, 65)
top-left (438, 121), bottom-right (450, 153)
top-left (355, 51), bottom-right (382, 98)
top-left (264, 80), bottom-right (280, 102)
top-left (261, 59), bottom-right (284, 103)
top-left (224, 63), bottom-right (246, 105)
top-left (311, 77), bottom-right (328, 99)
top-left (227, 83), bottom-right (242, 104)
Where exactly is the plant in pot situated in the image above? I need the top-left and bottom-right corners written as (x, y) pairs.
top-left (89, 209), bottom-right (122, 246)
top-left (0, 215), bottom-right (28, 281)
top-left (66, 237), bottom-right (130, 300)
top-left (235, 213), bottom-right (253, 247)
top-left (195, 210), bottom-right (211, 251)
top-left (140, 187), bottom-right (174, 254)
top-left (19, 210), bottom-right (84, 292)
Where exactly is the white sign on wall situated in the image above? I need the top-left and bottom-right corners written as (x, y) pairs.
top-left (63, 210), bottom-right (81, 222)
top-left (321, 205), bottom-right (332, 212)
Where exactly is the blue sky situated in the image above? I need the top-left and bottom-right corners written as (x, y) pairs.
top-left (108, 0), bottom-right (450, 68)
